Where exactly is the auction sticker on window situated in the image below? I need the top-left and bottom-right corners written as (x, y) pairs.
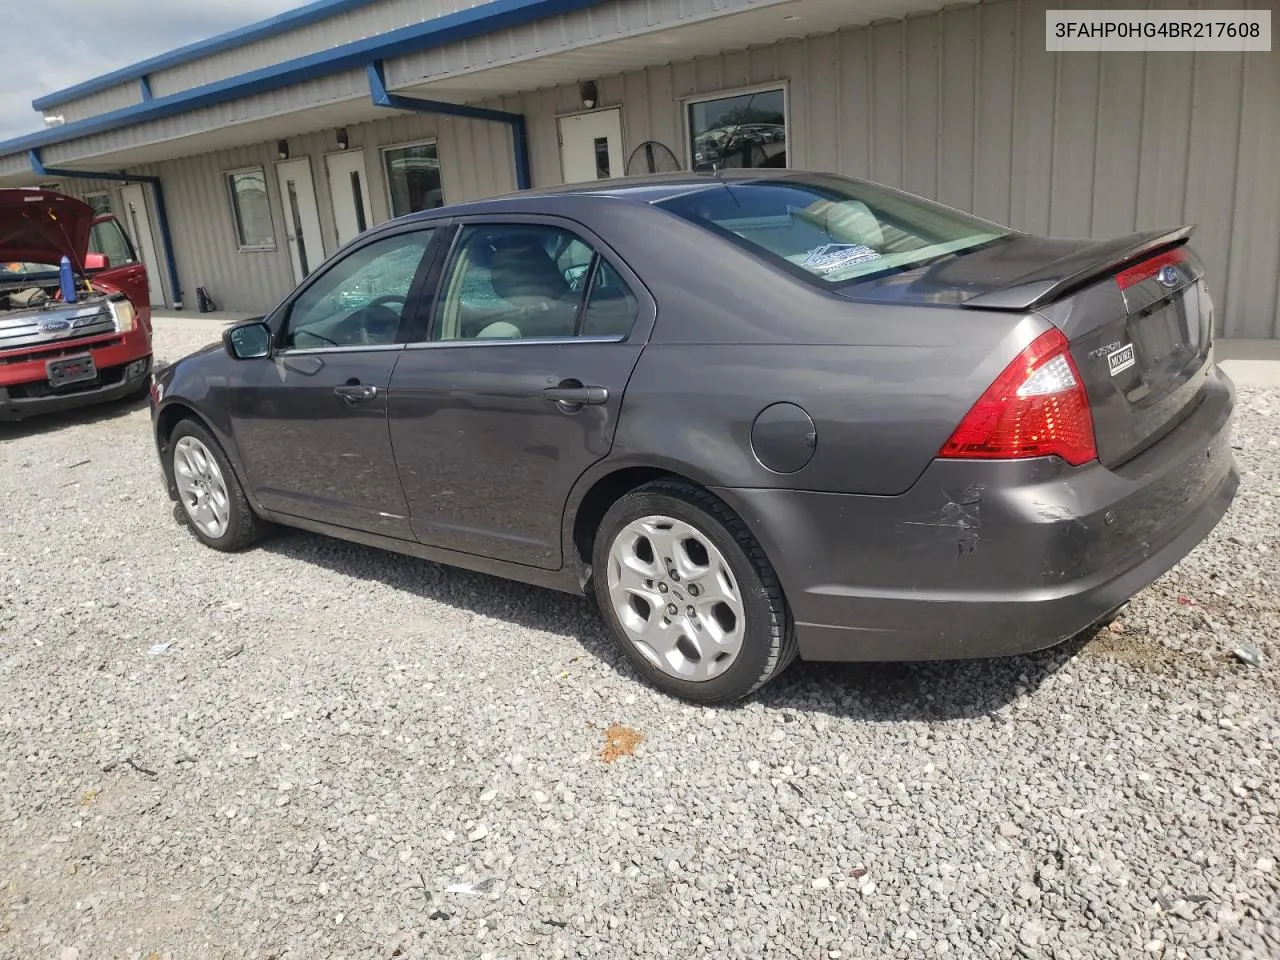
top-left (1047, 10), bottom-right (1270, 51)
top-left (801, 243), bottom-right (882, 274)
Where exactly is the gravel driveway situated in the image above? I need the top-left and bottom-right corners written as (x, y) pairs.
top-left (1, 322), bottom-right (1277, 960)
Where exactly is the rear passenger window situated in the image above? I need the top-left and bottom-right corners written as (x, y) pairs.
top-left (580, 260), bottom-right (638, 338)
top-left (432, 224), bottom-right (637, 341)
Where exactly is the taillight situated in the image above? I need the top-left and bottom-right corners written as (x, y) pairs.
top-left (939, 328), bottom-right (1097, 466)
top-left (1115, 247), bottom-right (1186, 290)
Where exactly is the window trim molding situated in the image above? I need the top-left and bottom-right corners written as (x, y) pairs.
top-left (380, 137), bottom-right (444, 222)
top-left (680, 81), bottom-right (790, 172)
top-left (224, 164), bottom-right (277, 253)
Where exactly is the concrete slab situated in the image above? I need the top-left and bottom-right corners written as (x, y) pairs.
top-left (1217, 339), bottom-right (1280, 389)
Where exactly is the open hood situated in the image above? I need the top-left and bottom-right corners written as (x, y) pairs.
top-left (0, 188), bottom-right (93, 269)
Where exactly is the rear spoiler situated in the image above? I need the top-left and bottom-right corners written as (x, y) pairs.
top-left (961, 225), bottom-right (1195, 311)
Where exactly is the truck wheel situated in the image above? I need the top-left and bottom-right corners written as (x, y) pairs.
top-left (593, 480), bottom-right (796, 703)
top-left (168, 419), bottom-right (264, 551)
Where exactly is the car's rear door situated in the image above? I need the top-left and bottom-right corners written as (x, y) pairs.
top-left (227, 224), bottom-right (444, 538)
top-left (387, 215), bottom-right (654, 569)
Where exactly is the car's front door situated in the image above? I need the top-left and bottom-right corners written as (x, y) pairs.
top-left (388, 218), bottom-right (653, 568)
top-left (88, 216), bottom-right (150, 313)
top-left (227, 225), bottom-right (441, 538)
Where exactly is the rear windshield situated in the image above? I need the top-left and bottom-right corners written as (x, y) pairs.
top-left (654, 174), bottom-right (1011, 286)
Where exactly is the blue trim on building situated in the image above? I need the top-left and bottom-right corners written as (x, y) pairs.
top-left (33, 0), bottom-right (382, 111)
top-left (367, 61), bottom-right (532, 190)
top-left (3, 0), bottom-right (602, 159)
top-left (30, 150), bottom-right (185, 310)
top-left (139, 76), bottom-right (153, 102)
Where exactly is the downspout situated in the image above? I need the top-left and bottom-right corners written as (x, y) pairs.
top-left (367, 61), bottom-right (531, 191)
top-left (29, 149), bottom-right (184, 309)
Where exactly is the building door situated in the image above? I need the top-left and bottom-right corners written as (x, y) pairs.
top-left (558, 108), bottom-right (623, 184)
top-left (119, 183), bottom-right (164, 308)
top-left (325, 151), bottom-right (375, 248)
top-left (275, 158), bottom-right (325, 284)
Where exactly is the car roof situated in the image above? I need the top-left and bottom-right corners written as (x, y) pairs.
top-left (509, 168), bottom-right (819, 202)
top-left (398, 169), bottom-right (827, 222)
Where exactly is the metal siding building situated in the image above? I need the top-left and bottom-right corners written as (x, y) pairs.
top-left (4, 0), bottom-right (1277, 337)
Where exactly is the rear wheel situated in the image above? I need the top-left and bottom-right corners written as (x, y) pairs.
top-left (168, 419), bottom-right (264, 551)
top-left (592, 480), bottom-right (796, 703)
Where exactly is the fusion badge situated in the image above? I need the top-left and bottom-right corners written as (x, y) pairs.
top-left (1108, 343), bottom-right (1136, 376)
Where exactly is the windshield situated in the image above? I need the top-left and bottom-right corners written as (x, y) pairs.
top-left (654, 174), bottom-right (1012, 286)
top-left (2, 261), bottom-right (59, 281)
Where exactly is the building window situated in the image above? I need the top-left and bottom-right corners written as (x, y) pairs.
top-left (226, 167), bottom-right (275, 250)
top-left (85, 192), bottom-right (112, 216)
top-left (383, 141), bottom-right (444, 219)
top-left (687, 86), bottom-right (787, 171)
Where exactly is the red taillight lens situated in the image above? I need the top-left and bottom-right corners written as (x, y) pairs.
top-left (1115, 247), bottom-right (1186, 290)
top-left (939, 328), bottom-right (1097, 466)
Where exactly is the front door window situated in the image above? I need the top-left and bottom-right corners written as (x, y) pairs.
top-left (282, 230), bottom-right (436, 350)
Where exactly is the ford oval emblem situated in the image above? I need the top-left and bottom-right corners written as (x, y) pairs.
top-left (1157, 265), bottom-right (1180, 288)
top-left (38, 319), bottom-right (71, 333)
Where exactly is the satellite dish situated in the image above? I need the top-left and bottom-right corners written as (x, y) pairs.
top-left (625, 141), bottom-right (681, 176)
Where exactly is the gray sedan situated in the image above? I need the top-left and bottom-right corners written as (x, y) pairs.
top-left (149, 171), bottom-right (1238, 703)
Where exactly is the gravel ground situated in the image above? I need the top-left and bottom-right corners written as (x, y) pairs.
top-left (1, 323), bottom-right (1277, 960)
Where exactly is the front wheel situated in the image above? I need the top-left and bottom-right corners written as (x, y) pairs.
top-left (168, 419), bottom-right (265, 551)
top-left (592, 480), bottom-right (796, 703)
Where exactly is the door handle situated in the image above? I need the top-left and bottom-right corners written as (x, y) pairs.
top-left (334, 382), bottom-right (378, 403)
top-left (541, 384), bottom-right (608, 405)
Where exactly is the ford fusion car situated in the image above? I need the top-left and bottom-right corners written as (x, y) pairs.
top-left (148, 170), bottom-right (1237, 703)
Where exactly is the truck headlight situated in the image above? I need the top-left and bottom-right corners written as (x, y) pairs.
top-left (111, 298), bottom-right (137, 332)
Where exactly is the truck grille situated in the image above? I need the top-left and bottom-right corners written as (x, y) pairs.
top-left (0, 302), bottom-right (117, 353)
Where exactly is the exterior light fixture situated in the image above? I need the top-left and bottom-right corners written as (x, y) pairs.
top-left (277, 139), bottom-right (289, 160)
top-left (336, 127), bottom-right (349, 150)
top-left (580, 81), bottom-right (598, 110)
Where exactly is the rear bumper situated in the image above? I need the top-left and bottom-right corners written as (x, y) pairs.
top-left (716, 367), bottom-right (1238, 662)
top-left (0, 328), bottom-right (152, 421)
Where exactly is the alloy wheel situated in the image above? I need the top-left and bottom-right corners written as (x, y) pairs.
top-left (172, 435), bottom-right (231, 539)
top-left (606, 515), bottom-right (746, 681)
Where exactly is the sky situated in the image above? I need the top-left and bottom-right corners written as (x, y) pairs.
top-left (1, 0), bottom-right (307, 142)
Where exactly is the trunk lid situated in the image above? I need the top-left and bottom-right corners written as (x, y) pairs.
top-left (0, 188), bottom-right (94, 269)
top-left (1033, 243), bottom-right (1213, 467)
top-left (834, 226), bottom-right (1212, 468)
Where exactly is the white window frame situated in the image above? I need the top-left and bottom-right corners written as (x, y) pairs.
top-left (225, 165), bottom-right (276, 253)
top-left (681, 81), bottom-right (791, 172)
top-left (380, 138), bottom-right (445, 221)
top-left (83, 191), bottom-right (112, 216)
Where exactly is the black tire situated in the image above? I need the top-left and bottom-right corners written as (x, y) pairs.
top-left (592, 480), bottom-right (797, 703)
top-left (168, 418), bottom-right (266, 552)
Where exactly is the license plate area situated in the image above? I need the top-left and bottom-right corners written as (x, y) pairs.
top-left (47, 353), bottom-right (98, 388)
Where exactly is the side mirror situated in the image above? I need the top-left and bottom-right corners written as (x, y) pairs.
top-left (83, 253), bottom-right (110, 270)
top-left (223, 320), bottom-right (272, 360)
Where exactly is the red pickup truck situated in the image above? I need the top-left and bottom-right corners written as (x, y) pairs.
top-left (0, 188), bottom-right (153, 421)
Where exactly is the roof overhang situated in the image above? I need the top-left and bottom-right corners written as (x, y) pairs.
top-left (0, 0), bottom-right (963, 185)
